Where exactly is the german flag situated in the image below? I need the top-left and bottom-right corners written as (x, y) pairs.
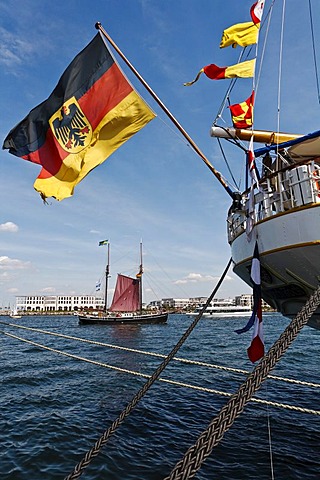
top-left (3, 33), bottom-right (155, 201)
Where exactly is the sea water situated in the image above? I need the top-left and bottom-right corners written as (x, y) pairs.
top-left (1, 313), bottom-right (319, 479)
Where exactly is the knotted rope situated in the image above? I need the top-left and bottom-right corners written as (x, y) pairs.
top-left (164, 284), bottom-right (320, 480)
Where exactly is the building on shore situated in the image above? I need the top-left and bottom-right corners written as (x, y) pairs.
top-left (15, 295), bottom-right (104, 313)
top-left (150, 294), bottom-right (272, 312)
top-left (13, 292), bottom-right (273, 315)
top-left (235, 294), bottom-right (254, 308)
top-left (235, 293), bottom-right (272, 310)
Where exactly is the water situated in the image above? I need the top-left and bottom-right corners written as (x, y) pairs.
top-left (1, 313), bottom-right (319, 479)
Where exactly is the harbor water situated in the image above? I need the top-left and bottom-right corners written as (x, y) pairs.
top-left (1, 313), bottom-right (319, 479)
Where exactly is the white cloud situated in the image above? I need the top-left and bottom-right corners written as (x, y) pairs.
top-left (7, 287), bottom-right (19, 293)
top-left (40, 286), bottom-right (56, 293)
top-left (0, 221), bottom-right (19, 232)
top-left (0, 257), bottom-right (31, 286)
top-left (0, 256), bottom-right (30, 270)
top-left (0, 27), bottom-right (35, 68)
top-left (174, 273), bottom-right (234, 285)
top-left (174, 272), bottom-right (215, 285)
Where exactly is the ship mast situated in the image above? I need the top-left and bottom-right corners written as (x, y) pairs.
top-left (138, 241), bottom-right (143, 313)
top-left (104, 242), bottom-right (110, 312)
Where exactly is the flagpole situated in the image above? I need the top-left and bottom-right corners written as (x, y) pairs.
top-left (95, 22), bottom-right (234, 199)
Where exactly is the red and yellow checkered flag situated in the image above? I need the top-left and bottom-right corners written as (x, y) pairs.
top-left (229, 91), bottom-right (255, 129)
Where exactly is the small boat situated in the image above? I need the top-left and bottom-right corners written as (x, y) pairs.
top-left (78, 241), bottom-right (168, 325)
top-left (190, 300), bottom-right (251, 318)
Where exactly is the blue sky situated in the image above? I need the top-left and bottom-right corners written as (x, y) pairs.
top-left (1, 0), bottom-right (319, 307)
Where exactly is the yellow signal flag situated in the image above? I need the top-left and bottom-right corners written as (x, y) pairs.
top-left (220, 21), bottom-right (260, 49)
top-left (184, 59), bottom-right (256, 86)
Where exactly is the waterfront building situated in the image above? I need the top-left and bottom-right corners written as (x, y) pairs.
top-left (13, 293), bottom-right (272, 314)
top-left (235, 294), bottom-right (253, 308)
top-left (235, 293), bottom-right (271, 310)
top-left (161, 298), bottom-right (191, 309)
top-left (15, 295), bottom-right (104, 313)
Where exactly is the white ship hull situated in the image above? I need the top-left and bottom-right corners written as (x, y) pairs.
top-left (230, 204), bottom-right (320, 330)
top-left (190, 310), bottom-right (251, 318)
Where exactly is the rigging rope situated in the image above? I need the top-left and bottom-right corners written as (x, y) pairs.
top-left (266, 386), bottom-right (275, 480)
top-left (163, 283), bottom-right (320, 480)
top-left (255, 1), bottom-right (275, 94)
top-left (1, 330), bottom-right (318, 416)
top-left (3, 281), bottom-right (320, 478)
top-left (276, 0), bottom-right (286, 141)
top-left (1, 321), bottom-right (319, 389)
top-left (62, 258), bottom-right (232, 479)
top-left (309, 0), bottom-right (320, 104)
top-left (217, 138), bottom-right (240, 191)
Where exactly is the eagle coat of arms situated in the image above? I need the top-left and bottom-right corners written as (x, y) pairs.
top-left (49, 97), bottom-right (93, 153)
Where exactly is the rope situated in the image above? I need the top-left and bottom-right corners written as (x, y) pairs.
top-left (2, 329), bottom-right (319, 416)
top-left (217, 138), bottom-right (240, 190)
top-left (1, 321), bottom-right (319, 389)
top-left (266, 387), bottom-right (275, 480)
top-left (62, 258), bottom-right (232, 479)
top-left (309, 0), bottom-right (320, 104)
top-left (164, 284), bottom-right (320, 480)
top-left (276, 0), bottom-right (286, 141)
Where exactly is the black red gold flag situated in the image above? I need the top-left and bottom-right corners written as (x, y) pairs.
top-left (3, 33), bottom-right (155, 201)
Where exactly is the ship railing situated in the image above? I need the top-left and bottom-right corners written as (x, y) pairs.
top-left (227, 160), bottom-right (320, 241)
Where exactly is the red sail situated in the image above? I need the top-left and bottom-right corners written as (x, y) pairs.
top-left (109, 274), bottom-right (140, 312)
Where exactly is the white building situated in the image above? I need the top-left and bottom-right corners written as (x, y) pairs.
top-left (15, 295), bottom-right (104, 313)
top-left (235, 294), bottom-right (253, 308)
top-left (14, 293), bottom-right (272, 314)
top-left (149, 298), bottom-right (192, 309)
top-left (189, 296), bottom-right (207, 306)
top-left (235, 293), bottom-right (271, 310)
top-left (161, 298), bottom-right (191, 309)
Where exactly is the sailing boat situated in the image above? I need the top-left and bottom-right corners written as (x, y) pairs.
top-left (78, 242), bottom-right (168, 325)
top-left (209, 1), bottom-right (320, 330)
top-left (10, 307), bottom-right (22, 319)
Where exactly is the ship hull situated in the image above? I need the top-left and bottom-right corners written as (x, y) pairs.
top-left (190, 311), bottom-right (251, 318)
top-left (230, 204), bottom-right (320, 330)
top-left (78, 312), bottom-right (168, 325)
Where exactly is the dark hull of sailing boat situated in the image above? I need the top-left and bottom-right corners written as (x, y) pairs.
top-left (78, 312), bottom-right (168, 325)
